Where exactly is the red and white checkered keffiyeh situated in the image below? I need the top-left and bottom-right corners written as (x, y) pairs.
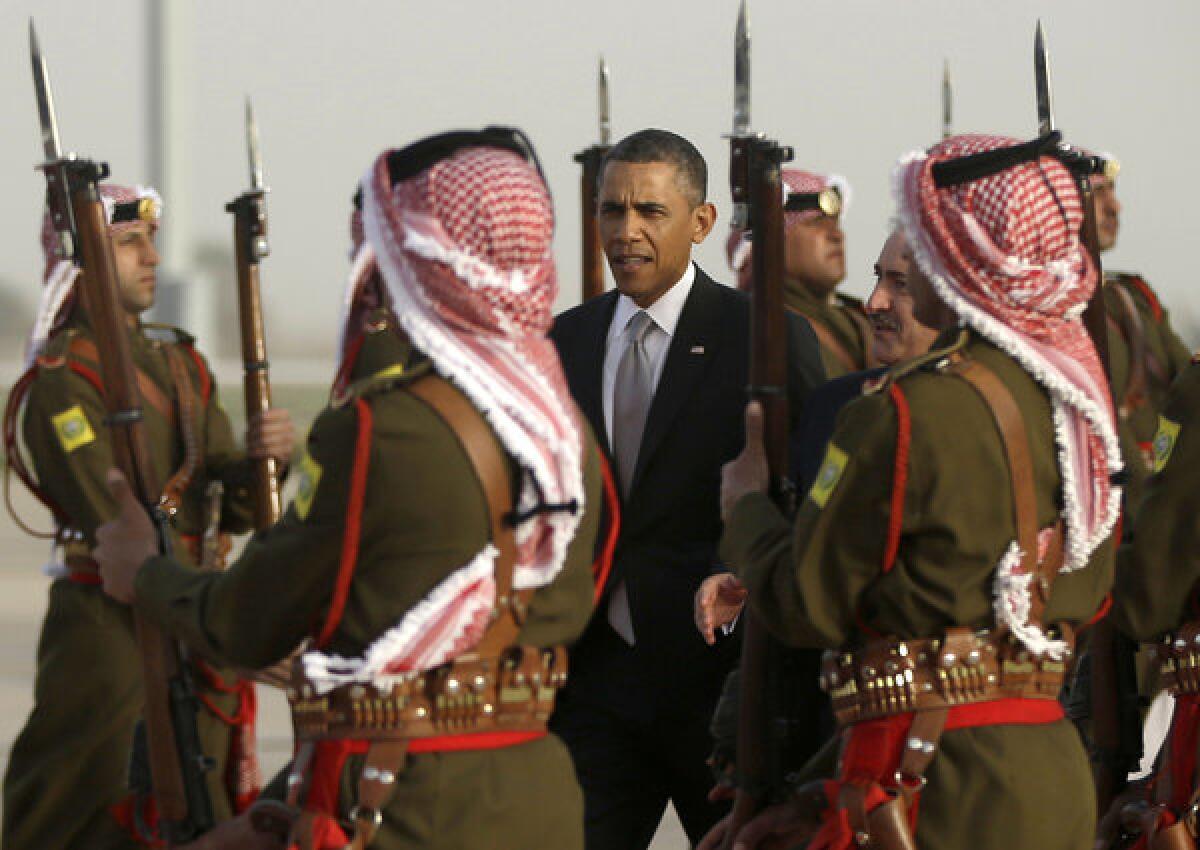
top-left (726, 168), bottom-right (851, 278)
top-left (894, 134), bottom-right (1121, 658)
top-left (27, 184), bottom-right (162, 368)
top-left (305, 146), bottom-right (585, 692)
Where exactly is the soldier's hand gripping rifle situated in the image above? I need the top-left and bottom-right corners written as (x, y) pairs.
top-left (1034, 21), bottom-right (1139, 818)
top-left (29, 21), bottom-right (215, 844)
top-left (225, 98), bottom-right (281, 529)
top-left (722, 2), bottom-right (795, 844)
top-left (574, 56), bottom-right (611, 302)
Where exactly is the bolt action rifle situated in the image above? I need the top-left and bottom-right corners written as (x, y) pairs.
top-left (574, 56), bottom-right (611, 302)
top-left (30, 21), bottom-right (215, 844)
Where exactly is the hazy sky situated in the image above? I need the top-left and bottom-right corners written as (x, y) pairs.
top-left (3, 0), bottom-right (1198, 362)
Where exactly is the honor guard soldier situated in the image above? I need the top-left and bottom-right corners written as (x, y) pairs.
top-left (95, 131), bottom-right (607, 850)
top-left (705, 133), bottom-right (1120, 850)
top-left (1105, 353), bottom-right (1200, 849)
top-left (1090, 156), bottom-right (1193, 509)
top-left (2, 184), bottom-right (295, 848)
top-left (728, 168), bottom-right (873, 378)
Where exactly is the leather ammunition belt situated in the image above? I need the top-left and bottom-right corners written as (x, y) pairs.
top-left (820, 626), bottom-right (1072, 726)
top-left (1160, 621), bottom-right (1200, 697)
top-left (288, 645), bottom-right (566, 741)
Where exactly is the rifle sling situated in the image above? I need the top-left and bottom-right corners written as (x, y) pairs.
top-left (792, 307), bottom-right (861, 375)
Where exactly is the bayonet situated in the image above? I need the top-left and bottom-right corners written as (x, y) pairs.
top-left (598, 55), bottom-right (611, 146)
top-left (942, 59), bottom-right (953, 140)
top-left (733, 0), bottom-right (751, 137)
top-left (246, 97), bottom-right (264, 192)
top-left (1034, 20), bottom-right (1055, 136)
top-left (29, 20), bottom-right (76, 260)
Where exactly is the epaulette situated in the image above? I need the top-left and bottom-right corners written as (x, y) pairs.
top-left (862, 328), bottom-right (970, 395)
top-left (141, 322), bottom-right (195, 347)
top-left (1105, 271), bottom-right (1164, 321)
top-left (331, 360), bottom-right (433, 408)
top-left (35, 328), bottom-right (79, 368)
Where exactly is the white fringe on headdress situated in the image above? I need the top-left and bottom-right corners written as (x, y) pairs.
top-left (991, 542), bottom-right (1071, 659)
top-left (307, 161), bottom-right (585, 687)
top-left (892, 149), bottom-right (1122, 655)
top-left (301, 547), bottom-right (498, 693)
top-left (24, 260), bottom-right (79, 369)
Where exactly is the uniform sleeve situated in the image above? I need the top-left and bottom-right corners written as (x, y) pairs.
top-left (24, 366), bottom-right (121, 538)
top-left (517, 427), bottom-right (604, 647)
top-left (1157, 306), bottom-right (1194, 381)
top-left (133, 403), bottom-right (359, 669)
top-left (1113, 369), bottom-right (1200, 641)
top-left (721, 392), bottom-right (897, 648)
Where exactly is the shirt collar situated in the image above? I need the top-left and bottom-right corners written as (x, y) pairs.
top-left (609, 263), bottom-right (696, 342)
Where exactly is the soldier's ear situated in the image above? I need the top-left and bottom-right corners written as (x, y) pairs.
top-left (692, 202), bottom-right (717, 245)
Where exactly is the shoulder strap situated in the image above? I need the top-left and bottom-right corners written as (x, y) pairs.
top-left (67, 335), bottom-right (177, 427)
top-left (404, 375), bottom-right (526, 656)
top-left (3, 364), bottom-right (66, 537)
top-left (1107, 281), bottom-right (1154, 417)
top-left (950, 357), bottom-right (1061, 627)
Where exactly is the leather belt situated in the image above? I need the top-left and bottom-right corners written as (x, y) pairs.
top-left (820, 626), bottom-right (1073, 726)
top-left (61, 532), bottom-right (230, 582)
top-left (1161, 621), bottom-right (1200, 697)
top-left (288, 645), bottom-right (566, 741)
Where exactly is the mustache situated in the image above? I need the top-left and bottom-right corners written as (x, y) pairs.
top-left (868, 312), bottom-right (898, 332)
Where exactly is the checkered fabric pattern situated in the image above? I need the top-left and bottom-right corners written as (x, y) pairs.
top-left (318, 143), bottom-right (585, 683)
top-left (894, 133), bottom-right (1120, 581)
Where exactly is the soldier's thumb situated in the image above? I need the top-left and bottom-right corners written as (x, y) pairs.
top-left (743, 401), bottom-right (765, 457)
top-left (105, 468), bottom-right (138, 512)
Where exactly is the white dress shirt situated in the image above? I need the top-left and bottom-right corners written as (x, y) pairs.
top-left (601, 263), bottom-right (696, 445)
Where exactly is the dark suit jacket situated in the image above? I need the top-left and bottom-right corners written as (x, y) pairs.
top-left (551, 266), bottom-right (823, 712)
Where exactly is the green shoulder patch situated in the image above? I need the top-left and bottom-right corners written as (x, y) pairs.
top-left (1152, 416), bottom-right (1181, 474)
top-left (293, 451), bottom-right (323, 520)
top-left (808, 443), bottom-right (849, 508)
top-left (52, 405), bottom-right (96, 453)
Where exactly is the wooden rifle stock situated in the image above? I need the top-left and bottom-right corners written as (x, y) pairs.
top-left (723, 135), bottom-right (794, 848)
top-left (65, 163), bottom-right (214, 843)
top-left (574, 145), bottom-right (608, 301)
top-left (226, 190), bottom-right (281, 529)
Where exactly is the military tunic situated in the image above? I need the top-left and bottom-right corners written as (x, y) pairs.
top-left (1104, 272), bottom-right (1192, 511)
top-left (2, 315), bottom-right (259, 849)
top-left (721, 331), bottom-right (1113, 850)
top-left (129, 326), bottom-right (603, 850)
top-left (784, 284), bottom-right (872, 380)
top-left (1113, 359), bottom-right (1200, 642)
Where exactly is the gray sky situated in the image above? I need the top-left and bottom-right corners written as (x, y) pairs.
top-left (3, 0), bottom-right (1198, 363)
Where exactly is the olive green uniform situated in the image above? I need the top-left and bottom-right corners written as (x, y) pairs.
top-left (1113, 359), bottom-right (1200, 642)
top-left (784, 284), bottom-right (873, 380)
top-left (129, 325), bottom-right (603, 849)
top-left (2, 316), bottom-right (258, 849)
top-left (1104, 272), bottom-right (1192, 511)
top-left (721, 331), bottom-right (1113, 850)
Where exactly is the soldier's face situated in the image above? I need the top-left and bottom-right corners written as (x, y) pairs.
top-left (111, 222), bottom-right (160, 317)
top-left (784, 215), bottom-right (846, 297)
top-left (598, 161), bottom-right (716, 308)
top-left (866, 230), bottom-right (940, 365)
top-left (1092, 177), bottom-right (1121, 252)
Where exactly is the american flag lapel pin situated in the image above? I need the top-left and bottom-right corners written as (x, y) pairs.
top-left (690, 345), bottom-right (705, 355)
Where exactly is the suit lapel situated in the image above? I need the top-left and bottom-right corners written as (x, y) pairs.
top-left (631, 270), bottom-right (724, 491)
top-left (570, 292), bottom-right (617, 456)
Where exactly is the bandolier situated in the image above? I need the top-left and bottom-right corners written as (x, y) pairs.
top-left (2, 185), bottom-right (263, 849)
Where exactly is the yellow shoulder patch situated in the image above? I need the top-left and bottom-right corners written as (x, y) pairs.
top-left (808, 443), bottom-right (849, 508)
top-left (52, 405), bottom-right (96, 453)
top-left (1152, 416), bottom-right (1181, 474)
top-left (292, 451), bottom-right (323, 520)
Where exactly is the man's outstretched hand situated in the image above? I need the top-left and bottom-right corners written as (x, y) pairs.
top-left (93, 469), bottom-right (158, 604)
top-left (721, 401), bottom-right (769, 523)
